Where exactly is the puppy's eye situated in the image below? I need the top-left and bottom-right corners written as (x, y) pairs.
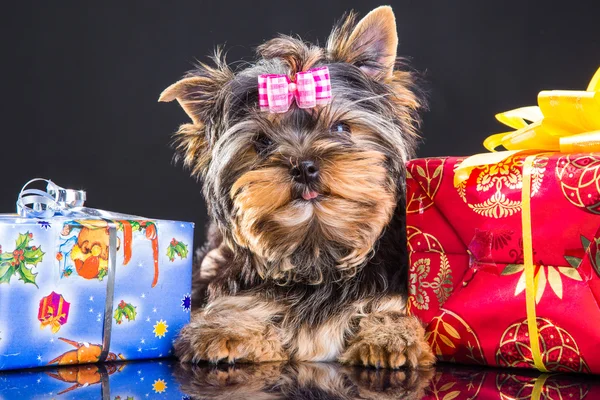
top-left (253, 134), bottom-right (273, 154)
top-left (330, 122), bottom-right (351, 134)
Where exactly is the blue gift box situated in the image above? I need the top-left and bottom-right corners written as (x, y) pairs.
top-left (0, 180), bottom-right (194, 371)
top-left (0, 359), bottom-right (188, 399)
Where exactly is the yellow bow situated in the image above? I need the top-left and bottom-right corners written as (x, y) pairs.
top-left (455, 67), bottom-right (600, 187)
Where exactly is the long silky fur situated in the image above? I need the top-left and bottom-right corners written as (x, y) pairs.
top-left (164, 8), bottom-right (430, 364)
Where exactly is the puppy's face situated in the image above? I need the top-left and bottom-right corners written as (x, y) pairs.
top-left (161, 7), bottom-right (421, 283)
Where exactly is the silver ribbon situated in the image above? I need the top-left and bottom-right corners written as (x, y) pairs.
top-left (17, 178), bottom-right (86, 218)
top-left (17, 178), bottom-right (141, 220)
top-left (16, 178), bottom-right (139, 363)
top-left (98, 363), bottom-right (111, 400)
top-left (100, 224), bottom-right (117, 363)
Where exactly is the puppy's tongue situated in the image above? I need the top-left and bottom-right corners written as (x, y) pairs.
top-left (302, 191), bottom-right (319, 201)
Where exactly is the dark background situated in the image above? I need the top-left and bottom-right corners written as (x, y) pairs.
top-left (1, 1), bottom-right (599, 248)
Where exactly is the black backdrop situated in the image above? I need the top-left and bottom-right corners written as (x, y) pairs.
top-left (2, 1), bottom-right (599, 248)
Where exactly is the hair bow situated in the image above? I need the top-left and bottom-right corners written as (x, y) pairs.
top-left (258, 66), bottom-right (332, 113)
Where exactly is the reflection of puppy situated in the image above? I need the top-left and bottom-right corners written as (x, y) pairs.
top-left (174, 362), bottom-right (435, 400)
top-left (174, 363), bottom-right (284, 400)
top-left (346, 366), bottom-right (435, 400)
top-left (162, 6), bottom-right (434, 368)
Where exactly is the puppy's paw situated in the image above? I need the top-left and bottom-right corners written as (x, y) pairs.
top-left (174, 312), bottom-right (286, 364)
top-left (340, 315), bottom-right (435, 369)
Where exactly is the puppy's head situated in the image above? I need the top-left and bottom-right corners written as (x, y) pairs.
top-left (161, 7), bottom-right (422, 284)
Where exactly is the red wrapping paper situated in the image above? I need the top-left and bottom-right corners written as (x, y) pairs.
top-left (424, 364), bottom-right (600, 400)
top-left (406, 153), bottom-right (600, 373)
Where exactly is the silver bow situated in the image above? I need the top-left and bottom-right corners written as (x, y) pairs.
top-left (16, 178), bottom-right (86, 218)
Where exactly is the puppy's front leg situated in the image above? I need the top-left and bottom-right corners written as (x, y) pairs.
top-left (175, 295), bottom-right (287, 364)
top-left (340, 296), bottom-right (435, 369)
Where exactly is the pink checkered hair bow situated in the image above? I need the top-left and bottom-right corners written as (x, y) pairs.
top-left (257, 66), bottom-right (332, 113)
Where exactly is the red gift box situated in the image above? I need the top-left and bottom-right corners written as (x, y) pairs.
top-left (407, 152), bottom-right (600, 373)
top-left (407, 67), bottom-right (600, 374)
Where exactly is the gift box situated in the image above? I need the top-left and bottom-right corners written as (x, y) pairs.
top-left (407, 68), bottom-right (600, 373)
top-left (424, 364), bottom-right (600, 400)
top-left (0, 180), bottom-right (194, 371)
top-left (0, 359), bottom-right (186, 399)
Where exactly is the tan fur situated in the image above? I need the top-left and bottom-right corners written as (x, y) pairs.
top-left (159, 49), bottom-right (234, 126)
top-left (348, 6), bottom-right (398, 80)
top-left (294, 318), bottom-right (351, 362)
top-left (176, 293), bottom-right (433, 369)
top-left (339, 298), bottom-right (435, 369)
top-left (175, 296), bottom-right (287, 363)
top-left (229, 148), bottom-right (395, 283)
top-left (327, 7), bottom-right (423, 140)
top-left (159, 76), bottom-right (208, 124)
top-left (199, 247), bottom-right (227, 281)
top-left (318, 150), bottom-right (396, 271)
top-left (172, 122), bottom-right (211, 178)
top-left (257, 36), bottom-right (324, 76)
top-left (327, 6), bottom-right (398, 80)
top-left (230, 165), bottom-right (297, 259)
top-left (389, 70), bottom-right (423, 129)
top-left (293, 296), bottom-right (435, 369)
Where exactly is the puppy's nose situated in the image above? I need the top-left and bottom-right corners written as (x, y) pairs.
top-left (291, 160), bottom-right (319, 184)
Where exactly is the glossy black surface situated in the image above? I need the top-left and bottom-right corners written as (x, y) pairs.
top-left (173, 362), bottom-right (600, 400)
top-left (2, 359), bottom-right (597, 399)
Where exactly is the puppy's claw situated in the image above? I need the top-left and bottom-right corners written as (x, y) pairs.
top-left (174, 318), bottom-right (287, 364)
top-left (340, 315), bottom-right (435, 370)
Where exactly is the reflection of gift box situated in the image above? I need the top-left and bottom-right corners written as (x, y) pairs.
top-left (407, 68), bottom-right (600, 373)
top-left (0, 360), bottom-right (186, 399)
top-left (0, 180), bottom-right (194, 371)
top-left (424, 364), bottom-right (600, 400)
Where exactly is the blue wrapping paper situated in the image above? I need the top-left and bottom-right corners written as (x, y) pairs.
top-left (0, 215), bottom-right (193, 371)
top-left (0, 359), bottom-right (187, 399)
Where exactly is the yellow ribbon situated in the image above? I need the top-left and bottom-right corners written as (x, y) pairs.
top-left (522, 155), bottom-right (548, 372)
top-left (453, 67), bottom-right (600, 372)
top-left (531, 373), bottom-right (551, 400)
top-left (455, 67), bottom-right (600, 187)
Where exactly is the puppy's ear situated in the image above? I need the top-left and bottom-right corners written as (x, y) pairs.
top-left (159, 76), bottom-right (208, 125)
top-left (327, 6), bottom-right (398, 80)
top-left (159, 51), bottom-right (233, 125)
top-left (160, 51), bottom-right (234, 178)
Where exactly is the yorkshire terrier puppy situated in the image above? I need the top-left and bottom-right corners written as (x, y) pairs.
top-left (160, 6), bottom-right (435, 369)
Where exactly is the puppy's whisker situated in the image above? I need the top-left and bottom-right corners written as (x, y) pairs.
top-left (350, 93), bottom-right (391, 106)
